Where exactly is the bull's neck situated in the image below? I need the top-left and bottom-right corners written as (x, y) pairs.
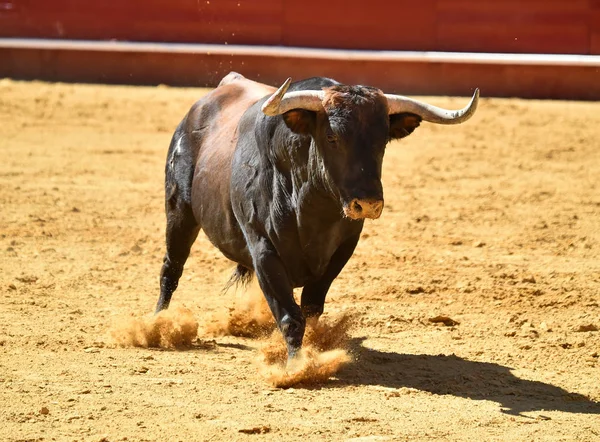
top-left (274, 135), bottom-right (343, 218)
top-left (305, 141), bottom-right (334, 191)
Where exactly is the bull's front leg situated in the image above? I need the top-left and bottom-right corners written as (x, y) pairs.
top-left (251, 238), bottom-right (305, 361)
top-left (300, 233), bottom-right (360, 320)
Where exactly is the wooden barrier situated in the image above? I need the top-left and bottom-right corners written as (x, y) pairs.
top-left (1, 40), bottom-right (599, 100)
top-left (1, 1), bottom-right (599, 98)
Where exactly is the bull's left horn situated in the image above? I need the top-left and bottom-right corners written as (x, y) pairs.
top-left (385, 88), bottom-right (479, 124)
top-left (262, 78), bottom-right (325, 116)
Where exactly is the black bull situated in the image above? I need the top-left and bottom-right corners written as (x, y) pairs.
top-left (155, 72), bottom-right (479, 360)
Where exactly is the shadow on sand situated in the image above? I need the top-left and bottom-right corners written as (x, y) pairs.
top-left (329, 337), bottom-right (600, 417)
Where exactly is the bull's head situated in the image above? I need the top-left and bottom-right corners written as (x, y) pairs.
top-left (262, 78), bottom-right (479, 220)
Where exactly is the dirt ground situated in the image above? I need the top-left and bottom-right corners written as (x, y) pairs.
top-left (1, 78), bottom-right (599, 442)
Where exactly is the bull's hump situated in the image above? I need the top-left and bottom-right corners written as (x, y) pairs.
top-left (217, 71), bottom-right (246, 87)
top-left (216, 75), bottom-right (275, 105)
top-left (192, 78), bottom-right (275, 145)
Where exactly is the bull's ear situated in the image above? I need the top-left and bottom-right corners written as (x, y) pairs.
top-left (389, 113), bottom-right (422, 140)
top-left (282, 109), bottom-right (314, 134)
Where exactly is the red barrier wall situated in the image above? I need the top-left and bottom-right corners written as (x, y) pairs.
top-left (2, 0), bottom-right (599, 54)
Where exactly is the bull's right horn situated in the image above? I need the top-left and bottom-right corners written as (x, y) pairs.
top-left (385, 88), bottom-right (479, 124)
top-left (262, 78), bottom-right (325, 116)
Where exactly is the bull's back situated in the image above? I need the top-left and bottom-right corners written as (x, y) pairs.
top-left (189, 74), bottom-right (274, 263)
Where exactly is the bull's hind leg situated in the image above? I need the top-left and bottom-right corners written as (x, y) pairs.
top-left (156, 201), bottom-right (200, 313)
top-left (156, 134), bottom-right (199, 313)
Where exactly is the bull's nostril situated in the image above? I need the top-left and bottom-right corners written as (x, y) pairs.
top-left (344, 198), bottom-right (383, 220)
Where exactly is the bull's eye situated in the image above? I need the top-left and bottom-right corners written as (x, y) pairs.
top-left (326, 130), bottom-right (337, 145)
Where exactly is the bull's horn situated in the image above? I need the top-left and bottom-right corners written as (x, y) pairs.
top-left (262, 78), bottom-right (324, 116)
top-left (385, 88), bottom-right (479, 124)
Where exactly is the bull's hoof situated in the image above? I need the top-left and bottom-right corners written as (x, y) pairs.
top-left (154, 305), bottom-right (168, 315)
top-left (285, 350), bottom-right (304, 373)
top-left (286, 344), bottom-right (301, 360)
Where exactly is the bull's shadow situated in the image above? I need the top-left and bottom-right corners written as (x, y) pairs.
top-left (330, 338), bottom-right (600, 417)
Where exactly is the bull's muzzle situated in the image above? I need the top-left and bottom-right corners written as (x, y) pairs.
top-left (343, 198), bottom-right (384, 220)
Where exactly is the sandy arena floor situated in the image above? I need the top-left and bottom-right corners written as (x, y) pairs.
top-left (0, 79), bottom-right (599, 441)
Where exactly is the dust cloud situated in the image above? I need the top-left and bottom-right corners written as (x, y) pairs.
top-left (110, 306), bottom-right (198, 349)
top-left (258, 313), bottom-right (355, 388)
top-left (206, 281), bottom-right (355, 387)
top-left (205, 284), bottom-right (276, 338)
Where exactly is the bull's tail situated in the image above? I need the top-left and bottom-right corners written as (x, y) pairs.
top-left (223, 264), bottom-right (254, 293)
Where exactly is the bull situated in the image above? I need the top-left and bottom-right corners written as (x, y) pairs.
top-left (155, 72), bottom-right (478, 361)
